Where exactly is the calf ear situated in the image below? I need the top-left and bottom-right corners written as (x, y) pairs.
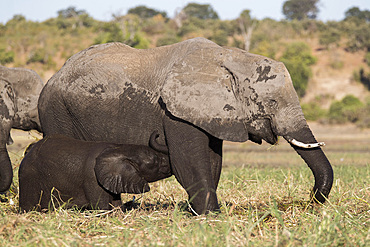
top-left (95, 150), bottom-right (150, 194)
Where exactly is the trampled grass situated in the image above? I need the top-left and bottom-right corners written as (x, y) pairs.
top-left (1, 125), bottom-right (369, 246)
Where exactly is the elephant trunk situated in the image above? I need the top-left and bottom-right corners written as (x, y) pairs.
top-left (283, 126), bottom-right (333, 203)
top-left (149, 130), bottom-right (169, 155)
top-left (0, 147), bottom-right (13, 192)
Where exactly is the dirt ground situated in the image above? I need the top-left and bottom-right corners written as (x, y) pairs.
top-left (302, 40), bottom-right (370, 108)
top-left (7, 129), bottom-right (42, 165)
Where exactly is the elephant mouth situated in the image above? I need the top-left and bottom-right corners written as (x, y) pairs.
top-left (247, 118), bottom-right (278, 145)
top-left (264, 131), bottom-right (278, 145)
top-left (255, 130), bottom-right (325, 149)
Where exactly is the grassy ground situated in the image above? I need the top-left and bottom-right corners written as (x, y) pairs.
top-left (1, 123), bottom-right (369, 246)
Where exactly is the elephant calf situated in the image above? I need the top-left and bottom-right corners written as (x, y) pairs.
top-left (19, 133), bottom-right (171, 212)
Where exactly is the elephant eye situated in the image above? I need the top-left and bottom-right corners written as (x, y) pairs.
top-left (267, 99), bottom-right (278, 108)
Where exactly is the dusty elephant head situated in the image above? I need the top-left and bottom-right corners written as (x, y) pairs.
top-left (160, 38), bottom-right (333, 203)
top-left (0, 65), bottom-right (44, 192)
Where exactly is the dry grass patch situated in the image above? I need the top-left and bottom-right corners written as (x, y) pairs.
top-left (0, 164), bottom-right (368, 246)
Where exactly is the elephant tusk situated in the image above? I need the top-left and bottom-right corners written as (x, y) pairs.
top-left (288, 138), bottom-right (325, 148)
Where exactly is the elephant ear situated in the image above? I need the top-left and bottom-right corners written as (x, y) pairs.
top-left (94, 149), bottom-right (150, 194)
top-left (161, 44), bottom-right (248, 142)
top-left (1, 80), bottom-right (16, 144)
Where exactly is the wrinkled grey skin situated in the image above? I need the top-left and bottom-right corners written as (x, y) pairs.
top-left (0, 65), bottom-right (43, 192)
top-left (38, 37), bottom-right (333, 214)
top-left (19, 134), bottom-right (171, 212)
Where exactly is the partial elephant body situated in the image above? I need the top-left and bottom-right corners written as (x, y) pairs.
top-left (19, 134), bottom-right (171, 212)
top-left (0, 65), bottom-right (44, 192)
top-left (39, 38), bottom-right (333, 214)
top-left (0, 66), bottom-right (43, 131)
top-left (40, 42), bottom-right (180, 145)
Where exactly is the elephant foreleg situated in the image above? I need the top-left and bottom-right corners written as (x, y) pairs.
top-left (0, 81), bottom-right (15, 192)
top-left (163, 115), bottom-right (219, 215)
top-left (0, 124), bottom-right (13, 193)
top-left (0, 149), bottom-right (12, 193)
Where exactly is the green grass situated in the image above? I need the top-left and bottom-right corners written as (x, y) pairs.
top-left (1, 128), bottom-right (369, 246)
top-left (1, 164), bottom-right (368, 246)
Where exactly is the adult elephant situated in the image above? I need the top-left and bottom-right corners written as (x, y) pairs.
top-left (0, 65), bottom-right (44, 192)
top-left (38, 38), bottom-right (333, 214)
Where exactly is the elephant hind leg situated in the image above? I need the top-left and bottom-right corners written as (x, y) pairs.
top-left (0, 81), bottom-right (15, 192)
top-left (208, 135), bottom-right (223, 189)
top-left (0, 149), bottom-right (13, 193)
top-left (18, 169), bottom-right (42, 212)
top-left (39, 97), bottom-right (92, 140)
top-left (0, 122), bottom-right (13, 192)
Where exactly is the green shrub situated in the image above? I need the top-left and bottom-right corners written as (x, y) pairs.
top-left (280, 42), bottom-right (317, 97)
top-left (27, 48), bottom-right (47, 64)
top-left (156, 34), bottom-right (180, 47)
top-left (352, 68), bottom-right (370, 90)
top-left (329, 60), bottom-right (344, 70)
top-left (359, 68), bottom-right (370, 90)
top-left (0, 24), bottom-right (6, 36)
top-left (319, 29), bottom-right (341, 48)
top-left (129, 32), bottom-right (150, 49)
top-left (128, 5), bottom-right (167, 19)
top-left (231, 37), bottom-right (243, 49)
top-left (0, 48), bottom-right (15, 65)
top-left (209, 29), bottom-right (228, 46)
top-left (251, 40), bottom-right (277, 59)
top-left (356, 97), bottom-right (370, 128)
top-left (142, 16), bottom-right (167, 35)
top-left (318, 22), bottom-right (341, 49)
top-left (281, 59), bottom-right (312, 97)
top-left (344, 21), bottom-right (370, 52)
top-left (182, 3), bottom-right (219, 20)
top-left (26, 48), bottom-right (56, 69)
top-left (352, 69), bottom-right (361, 82)
top-left (301, 102), bottom-right (327, 121)
top-left (328, 95), bottom-right (364, 123)
top-left (177, 20), bottom-right (200, 37)
top-left (94, 22), bottom-right (124, 44)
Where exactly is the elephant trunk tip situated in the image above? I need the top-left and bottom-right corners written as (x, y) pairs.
top-left (285, 136), bottom-right (325, 149)
top-left (310, 187), bottom-right (330, 204)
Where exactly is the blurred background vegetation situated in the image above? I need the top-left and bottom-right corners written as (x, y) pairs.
top-left (0, 0), bottom-right (369, 127)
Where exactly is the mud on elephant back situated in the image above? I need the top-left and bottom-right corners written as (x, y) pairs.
top-left (38, 37), bottom-right (333, 215)
top-left (0, 65), bottom-right (43, 195)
